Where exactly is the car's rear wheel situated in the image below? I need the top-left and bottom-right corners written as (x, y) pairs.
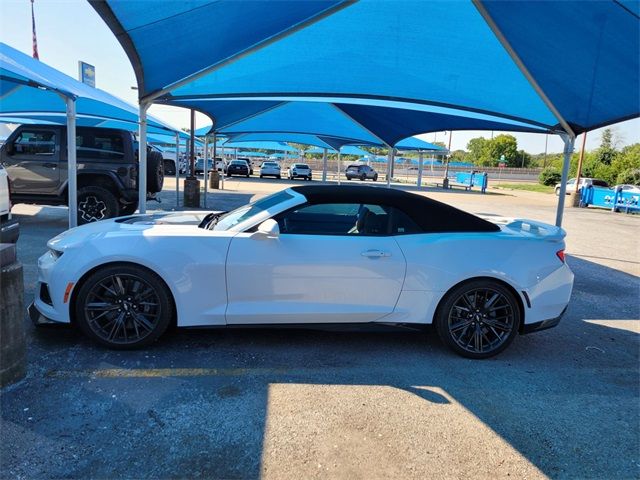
top-left (77, 186), bottom-right (119, 224)
top-left (75, 264), bottom-right (173, 349)
top-left (360, 173), bottom-right (366, 181)
top-left (435, 279), bottom-right (520, 359)
top-left (373, 174), bottom-right (378, 181)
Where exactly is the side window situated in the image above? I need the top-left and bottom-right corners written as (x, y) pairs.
top-left (276, 203), bottom-right (390, 236)
top-left (77, 132), bottom-right (125, 160)
top-left (11, 130), bottom-right (56, 156)
top-left (389, 207), bottom-right (422, 235)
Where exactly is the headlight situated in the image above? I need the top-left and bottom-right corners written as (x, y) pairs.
top-left (49, 248), bottom-right (63, 260)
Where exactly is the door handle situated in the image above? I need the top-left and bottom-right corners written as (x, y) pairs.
top-left (361, 249), bottom-right (391, 258)
top-left (43, 163), bottom-right (57, 169)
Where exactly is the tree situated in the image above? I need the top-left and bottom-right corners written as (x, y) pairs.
top-left (449, 149), bottom-right (467, 163)
top-left (595, 128), bottom-right (617, 165)
top-left (466, 137), bottom-right (488, 165)
top-left (486, 134), bottom-right (519, 167)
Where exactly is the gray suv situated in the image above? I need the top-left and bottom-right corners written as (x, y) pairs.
top-left (0, 125), bottom-right (164, 224)
top-left (345, 164), bottom-right (378, 181)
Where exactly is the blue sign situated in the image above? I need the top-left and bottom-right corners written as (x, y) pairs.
top-left (78, 61), bottom-right (95, 88)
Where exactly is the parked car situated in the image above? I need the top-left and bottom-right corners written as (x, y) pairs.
top-left (615, 184), bottom-right (640, 194)
top-left (288, 163), bottom-right (312, 180)
top-left (237, 157), bottom-right (253, 175)
top-left (29, 185), bottom-right (573, 359)
top-left (260, 161), bottom-right (281, 179)
top-left (194, 157), bottom-right (212, 175)
top-left (226, 159), bottom-right (250, 177)
top-left (0, 125), bottom-right (164, 223)
top-left (554, 177), bottom-right (608, 195)
top-left (345, 164), bottom-right (378, 181)
top-left (0, 163), bottom-right (19, 243)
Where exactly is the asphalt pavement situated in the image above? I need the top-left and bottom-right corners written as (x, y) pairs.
top-left (1, 178), bottom-right (638, 479)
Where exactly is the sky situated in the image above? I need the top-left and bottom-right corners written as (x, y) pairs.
top-left (1, 0), bottom-right (638, 154)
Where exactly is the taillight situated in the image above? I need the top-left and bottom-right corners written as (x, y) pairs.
top-left (556, 249), bottom-right (566, 263)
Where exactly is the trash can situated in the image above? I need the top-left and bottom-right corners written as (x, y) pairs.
top-left (0, 243), bottom-right (26, 387)
top-left (209, 170), bottom-right (220, 189)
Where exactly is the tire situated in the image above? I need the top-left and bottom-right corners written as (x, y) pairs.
top-left (373, 174), bottom-right (378, 182)
top-left (434, 279), bottom-right (521, 359)
top-left (119, 201), bottom-right (139, 216)
top-left (163, 160), bottom-right (176, 176)
top-left (246, 174), bottom-right (250, 178)
top-left (277, 175), bottom-right (282, 179)
top-left (360, 174), bottom-right (366, 181)
top-left (146, 150), bottom-right (164, 193)
top-left (77, 186), bottom-right (120, 225)
top-left (74, 264), bottom-right (173, 349)
top-left (554, 187), bottom-right (561, 196)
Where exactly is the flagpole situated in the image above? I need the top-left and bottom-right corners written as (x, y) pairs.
top-left (31, 0), bottom-right (39, 60)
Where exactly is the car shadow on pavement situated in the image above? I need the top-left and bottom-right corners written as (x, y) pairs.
top-left (2, 257), bottom-right (638, 478)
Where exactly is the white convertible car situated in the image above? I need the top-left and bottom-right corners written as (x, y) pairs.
top-left (30, 185), bottom-right (573, 358)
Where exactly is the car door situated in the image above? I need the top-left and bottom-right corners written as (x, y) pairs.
top-left (3, 128), bottom-right (60, 194)
top-left (225, 202), bottom-right (406, 325)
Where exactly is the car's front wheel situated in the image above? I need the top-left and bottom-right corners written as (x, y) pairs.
top-left (74, 264), bottom-right (173, 349)
top-left (435, 279), bottom-right (520, 359)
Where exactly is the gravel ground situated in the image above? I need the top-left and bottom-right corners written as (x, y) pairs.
top-left (1, 178), bottom-right (638, 479)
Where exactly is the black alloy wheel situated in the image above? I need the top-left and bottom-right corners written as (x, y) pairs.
top-left (435, 280), bottom-right (520, 359)
top-left (75, 264), bottom-right (173, 349)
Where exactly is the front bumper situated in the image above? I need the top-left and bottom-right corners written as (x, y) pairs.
top-left (0, 217), bottom-right (19, 243)
top-left (28, 302), bottom-right (64, 326)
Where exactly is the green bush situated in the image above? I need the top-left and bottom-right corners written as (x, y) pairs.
top-left (616, 168), bottom-right (640, 186)
top-left (539, 167), bottom-right (562, 186)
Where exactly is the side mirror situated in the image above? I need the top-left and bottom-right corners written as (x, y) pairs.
top-left (253, 219), bottom-right (280, 239)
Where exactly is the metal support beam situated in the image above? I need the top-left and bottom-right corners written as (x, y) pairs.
top-left (138, 102), bottom-right (149, 213)
top-left (203, 135), bottom-right (209, 208)
top-left (555, 134), bottom-right (575, 227)
top-left (386, 148), bottom-right (394, 187)
top-left (175, 132), bottom-right (180, 208)
top-left (65, 98), bottom-right (77, 227)
top-left (322, 148), bottom-right (328, 182)
top-left (417, 150), bottom-right (424, 188)
top-left (337, 149), bottom-right (342, 185)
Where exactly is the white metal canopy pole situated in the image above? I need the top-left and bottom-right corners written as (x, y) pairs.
top-left (203, 135), bottom-right (209, 209)
top-left (138, 102), bottom-right (149, 213)
top-left (175, 132), bottom-right (180, 208)
top-left (386, 147), bottom-right (393, 187)
top-left (337, 148), bottom-right (342, 185)
top-left (555, 134), bottom-right (575, 227)
top-left (65, 98), bottom-right (78, 227)
top-left (322, 148), bottom-right (328, 182)
top-left (417, 150), bottom-right (424, 188)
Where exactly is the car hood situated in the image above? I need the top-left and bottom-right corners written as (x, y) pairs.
top-left (47, 211), bottom-right (220, 251)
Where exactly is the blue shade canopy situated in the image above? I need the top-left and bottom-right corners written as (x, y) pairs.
top-left (394, 137), bottom-right (446, 152)
top-left (222, 140), bottom-right (296, 152)
top-left (306, 145), bottom-right (370, 156)
top-left (93, 1), bottom-right (639, 135)
top-left (0, 42), bottom-right (178, 134)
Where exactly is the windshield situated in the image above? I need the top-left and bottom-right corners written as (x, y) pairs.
top-left (209, 190), bottom-right (294, 231)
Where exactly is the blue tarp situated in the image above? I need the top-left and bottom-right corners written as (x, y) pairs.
top-left (93, 1), bottom-right (639, 137)
top-left (0, 43), bottom-right (178, 134)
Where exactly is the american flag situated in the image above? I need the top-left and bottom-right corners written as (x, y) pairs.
top-left (31, 0), bottom-right (39, 60)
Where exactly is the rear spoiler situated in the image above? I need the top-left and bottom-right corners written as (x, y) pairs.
top-left (502, 218), bottom-right (566, 242)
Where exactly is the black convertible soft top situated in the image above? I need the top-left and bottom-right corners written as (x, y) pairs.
top-left (291, 185), bottom-right (500, 233)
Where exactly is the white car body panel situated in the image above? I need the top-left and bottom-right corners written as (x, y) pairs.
top-left (226, 233), bottom-right (405, 324)
top-left (260, 162), bottom-right (281, 177)
top-left (32, 188), bottom-right (573, 338)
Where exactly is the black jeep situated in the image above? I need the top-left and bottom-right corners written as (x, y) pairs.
top-left (0, 125), bottom-right (164, 224)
